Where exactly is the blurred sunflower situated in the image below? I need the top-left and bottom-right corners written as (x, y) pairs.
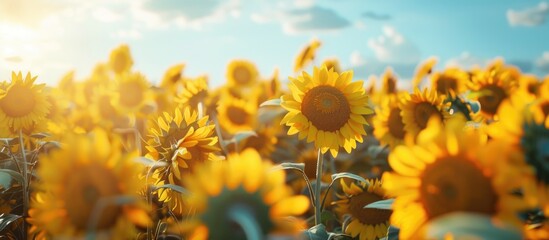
top-left (524, 184), bottom-right (549, 239)
top-left (468, 70), bottom-right (517, 120)
top-left (147, 107), bottom-right (220, 214)
top-left (321, 58), bottom-right (342, 73)
top-left (294, 39), bottom-right (321, 73)
top-left (177, 76), bottom-right (209, 112)
top-left (109, 44), bottom-right (134, 74)
top-left (430, 68), bottom-right (468, 96)
top-left (0, 72), bottom-right (50, 135)
top-left (488, 98), bottom-right (549, 184)
top-left (160, 63), bottom-right (185, 93)
top-left (29, 129), bottom-right (150, 238)
top-left (412, 57), bottom-right (437, 89)
top-left (383, 117), bottom-right (532, 239)
top-left (240, 124), bottom-right (279, 157)
top-left (182, 149), bottom-right (309, 239)
top-left (381, 68), bottom-right (398, 96)
top-left (334, 179), bottom-right (392, 240)
top-left (112, 72), bottom-right (152, 116)
top-left (517, 75), bottom-right (541, 101)
top-left (400, 88), bottom-right (450, 138)
top-left (373, 96), bottom-right (407, 149)
top-left (281, 65), bottom-right (372, 157)
top-left (217, 94), bottom-right (257, 134)
top-left (226, 59), bottom-right (259, 88)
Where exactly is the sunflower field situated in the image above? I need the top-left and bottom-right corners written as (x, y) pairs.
top-left (0, 40), bottom-right (548, 240)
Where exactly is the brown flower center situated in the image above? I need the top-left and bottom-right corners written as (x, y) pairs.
top-left (527, 82), bottom-right (539, 95)
top-left (0, 85), bottom-right (36, 118)
top-left (419, 157), bottom-right (497, 220)
top-left (478, 85), bottom-right (507, 116)
top-left (541, 102), bottom-right (549, 118)
top-left (435, 76), bottom-right (458, 94)
top-left (388, 108), bottom-right (406, 139)
top-left (233, 66), bottom-right (252, 85)
top-left (385, 77), bottom-right (397, 94)
top-left (64, 163), bottom-right (121, 230)
top-left (301, 85), bottom-right (350, 131)
top-left (226, 106), bottom-right (249, 126)
top-left (348, 191), bottom-right (392, 225)
top-left (413, 102), bottom-right (442, 130)
top-left (119, 82), bottom-right (144, 108)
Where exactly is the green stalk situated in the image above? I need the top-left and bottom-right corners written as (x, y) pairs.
top-left (19, 129), bottom-right (28, 237)
top-left (314, 149), bottom-right (323, 225)
top-left (228, 205), bottom-right (262, 240)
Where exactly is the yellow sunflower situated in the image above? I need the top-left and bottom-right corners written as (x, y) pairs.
top-left (0, 72), bottom-right (50, 134)
top-left (381, 68), bottom-right (398, 96)
top-left (516, 74), bottom-right (541, 102)
top-left (412, 57), bottom-right (437, 89)
top-left (488, 97), bottom-right (549, 184)
top-left (281, 65), bottom-right (372, 157)
top-left (177, 76), bottom-right (209, 112)
top-left (181, 148), bottom-right (309, 239)
top-left (217, 94), bottom-right (258, 134)
top-left (373, 96), bottom-right (407, 149)
top-left (382, 117), bottom-right (533, 239)
top-left (334, 179), bottom-right (392, 240)
top-left (294, 39), bottom-right (322, 73)
top-left (322, 58), bottom-right (342, 73)
top-left (399, 88), bottom-right (450, 139)
top-left (468, 69), bottom-right (517, 120)
top-left (524, 184), bottom-right (549, 239)
top-left (160, 63), bottom-right (185, 93)
top-left (226, 59), bottom-right (259, 88)
top-left (29, 129), bottom-right (150, 238)
top-left (240, 124), bottom-right (279, 157)
top-left (112, 72), bottom-right (153, 116)
top-left (430, 68), bottom-right (468, 96)
top-left (146, 107), bottom-right (220, 214)
top-left (109, 44), bottom-right (134, 74)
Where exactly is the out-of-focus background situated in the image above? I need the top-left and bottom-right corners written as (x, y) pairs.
top-left (0, 0), bottom-right (547, 87)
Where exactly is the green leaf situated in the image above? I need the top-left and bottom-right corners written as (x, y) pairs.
top-left (258, 107), bottom-right (286, 124)
top-left (30, 132), bottom-right (50, 139)
top-left (422, 212), bottom-right (521, 240)
top-left (363, 198), bottom-right (394, 210)
top-left (0, 169), bottom-right (24, 191)
top-left (259, 99), bottom-right (281, 107)
top-left (153, 184), bottom-right (190, 195)
top-left (272, 162), bottom-right (305, 172)
top-left (222, 131), bottom-right (257, 147)
top-left (0, 214), bottom-right (22, 232)
top-left (330, 172), bottom-right (370, 187)
top-left (320, 210), bottom-right (336, 224)
top-left (301, 224), bottom-right (329, 240)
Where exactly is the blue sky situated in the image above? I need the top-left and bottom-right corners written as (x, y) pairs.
top-left (1, 0), bottom-right (548, 88)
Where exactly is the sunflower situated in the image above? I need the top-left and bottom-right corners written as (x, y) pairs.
top-left (177, 76), bottom-right (209, 112)
top-left (109, 44), bottom-right (134, 74)
top-left (373, 96), bottom-right (407, 149)
top-left (0, 72), bottom-right (50, 135)
top-left (226, 59), bottom-right (259, 88)
top-left (334, 179), bottom-right (392, 240)
top-left (488, 97), bottom-right (549, 184)
top-left (181, 148), bottom-right (309, 239)
top-left (382, 117), bottom-right (532, 239)
top-left (217, 94), bottom-right (257, 135)
top-left (146, 107), bottom-right (220, 214)
top-left (399, 88), bottom-right (450, 139)
top-left (516, 74), bottom-right (541, 102)
top-left (29, 129), bottom-right (150, 238)
top-left (524, 184), bottom-right (549, 239)
top-left (112, 72), bottom-right (153, 116)
top-left (412, 57), bottom-right (437, 89)
top-left (294, 39), bottom-right (321, 73)
top-left (281, 65), bottom-right (372, 157)
top-left (430, 68), bottom-right (468, 96)
top-left (468, 69), bottom-right (517, 120)
top-left (160, 63), bottom-right (185, 93)
top-left (381, 68), bottom-right (398, 96)
top-left (240, 124), bottom-right (279, 157)
top-left (322, 58), bottom-right (342, 73)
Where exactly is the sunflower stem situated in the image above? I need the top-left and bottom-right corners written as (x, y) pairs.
top-left (18, 129), bottom-right (28, 238)
top-left (228, 205), bottom-right (262, 240)
top-left (314, 149), bottom-right (323, 225)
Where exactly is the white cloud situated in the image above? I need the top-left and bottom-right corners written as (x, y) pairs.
top-left (251, 3), bottom-right (350, 34)
top-left (131, 0), bottom-right (239, 29)
top-left (535, 51), bottom-right (549, 72)
top-left (445, 52), bottom-right (488, 70)
top-left (113, 28), bottom-right (142, 39)
top-left (507, 2), bottom-right (549, 27)
top-left (92, 7), bottom-right (123, 23)
top-left (367, 25), bottom-right (420, 64)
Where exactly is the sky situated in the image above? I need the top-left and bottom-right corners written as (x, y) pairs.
top-left (1, 0), bottom-right (548, 88)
